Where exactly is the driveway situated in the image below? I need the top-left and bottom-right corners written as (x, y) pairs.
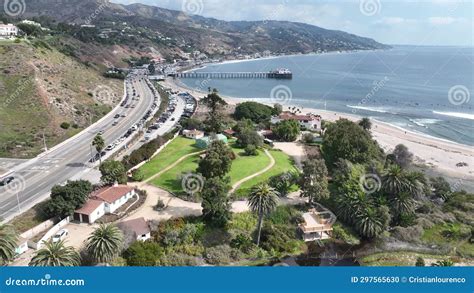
top-left (62, 222), bottom-right (97, 250)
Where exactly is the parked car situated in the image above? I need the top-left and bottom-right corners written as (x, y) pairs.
top-left (52, 229), bottom-right (69, 243)
top-left (0, 177), bottom-right (14, 186)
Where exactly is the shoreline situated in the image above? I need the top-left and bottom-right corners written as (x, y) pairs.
top-left (163, 77), bottom-right (474, 182)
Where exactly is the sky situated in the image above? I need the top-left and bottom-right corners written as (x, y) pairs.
top-left (111, 0), bottom-right (473, 46)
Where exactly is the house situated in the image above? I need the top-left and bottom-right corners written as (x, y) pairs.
top-left (271, 111), bottom-right (322, 131)
top-left (183, 129), bottom-right (205, 139)
top-left (117, 218), bottom-right (151, 242)
top-left (223, 129), bottom-right (236, 138)
top-left (73, 199), bottom-right (106, 224)
top-left (299, 204), bottom-right (336, 242)
top-left (0, 24), bottom-right (18, 39)
top-left (74, 185), bottom-right (136, 224)
top-left (196, 134), bottom-right (228, 149)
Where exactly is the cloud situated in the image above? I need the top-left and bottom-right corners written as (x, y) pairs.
top-left (428, 16), bottom-right (457, 25)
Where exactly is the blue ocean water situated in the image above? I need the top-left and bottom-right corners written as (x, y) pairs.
top-left (181, 46), bottom-right (474, 146)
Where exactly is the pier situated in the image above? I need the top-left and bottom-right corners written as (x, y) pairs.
top-left (171, 69), bottom-right (292, 79)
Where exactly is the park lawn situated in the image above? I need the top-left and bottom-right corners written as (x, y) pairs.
top-left (233, 149), bottom-right (298, 199)
top-left (149, 146), bottom-right (272, 195)
top-left (421, 222), bottom-right (473, 258)
top-left (359, 252), bottom-right (452, 266)
top-left (140, 137), bottom-right (201, 180)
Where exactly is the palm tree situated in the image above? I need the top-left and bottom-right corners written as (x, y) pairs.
top-left (382, 165), bottom-right (411, 196)
top-left (92, 134), bottom-right (105, 165)
top-left (355, 207), bottom-right (384, 239)
top-left (0, 224), bottom-right (18, 264)
top-left (29, 241), bottom-right (80, 267)
top-left (248, 183), bottom-right (279, 246)
top-left (390, 191), bottom-right (416, 218)
top-left (86, 224), bottom-right (123, 264)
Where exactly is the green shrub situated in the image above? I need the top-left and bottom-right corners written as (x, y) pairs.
top-left (131, 169), bottom-right (145, 182)
top-left (230, 234), bottom-right (254, 253)
top-left (244, 144), bottom-right (258, 156)
top-left (159, 253), bottom-right (199, 266)
top-left (204, 245), bottom-right (239, 265)
top-left (260, 223), bottom-right (298, 253)
top-left (332, 223), bottom-right (361, 245)
top-left (268, 206), bottom-right (302, 226)
top-left (60, 122), bottom-right (70, 129)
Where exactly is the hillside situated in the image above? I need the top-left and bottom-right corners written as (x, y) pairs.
top-left (0, 39), bottom-right (123, 158)
top-left (5, 0), bottom-right (389, 59)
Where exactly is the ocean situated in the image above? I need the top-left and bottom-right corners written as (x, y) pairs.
top-left (181, 46), bottom-right (474, 146)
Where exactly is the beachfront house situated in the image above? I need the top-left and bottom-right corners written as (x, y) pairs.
top-left (271, 111), bottom-right (322, 131)
top-left (118, 218), bottom-right (151, 242)
top-left (299, 204), bottom-right (336, 242)
top-left (74, 185), bottom-right (136, 224)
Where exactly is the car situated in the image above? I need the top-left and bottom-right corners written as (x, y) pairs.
top-left (120, 114), bottom-right (126, 118)
top-left (97, 130), bottom-right (105, 135)
top-left (171, 118), bottom-right (175, 121)
top-left (52, 229), bottom-right (69, 243)
top-left (114, 114), bottom-right (120, 119)
top-left (0, 177), bottom-right (14, 186)
top-left (112, 121), bottom-right (119, 126)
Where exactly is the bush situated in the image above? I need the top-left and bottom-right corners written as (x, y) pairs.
top-left (268, 206), bottom-right (302, 226)
top-left (415, 257), bottom-right (425, 267)
top-left (234, 102), bottom-right (275, 123)
top-left (244, 144), bottom-right (258, 156)
top-left (204, 245), bottom-right (240, 265)
top-left (131, 169), bottom-right (145, 182)
top-left (332, 223), bottom-right (361, 245)
top-left (159, 253), bottom-right (199, 266)
top-left (123, 241), bottom-right (164, 266)
top-left (302, 133), bottom-right (315, 144)
top-left (230, 234), bottom-right (254, 253)
top-left (60, 122), bottom-right (70, 130)
top-left (260, 223), bottom-right (299, 253)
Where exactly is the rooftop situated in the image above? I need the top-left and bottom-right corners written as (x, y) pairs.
top-left (277, 111), bottom-right (321, 122)
top-left (117, 218), bottom-right (150, 237)
top-left (75, 199), bottom-right (104, 215)
top-left (91, 185), bottom-right (134, 204)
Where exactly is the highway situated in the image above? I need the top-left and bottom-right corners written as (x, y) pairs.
top-left (0, 70), bottom-right (159, 222)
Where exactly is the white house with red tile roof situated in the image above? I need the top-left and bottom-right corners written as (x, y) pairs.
top-left (74, 185), bottom-right (136, 224)
top-left (271, 111), bottom-right (322, 131)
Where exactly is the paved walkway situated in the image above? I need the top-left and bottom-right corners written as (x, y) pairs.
top-left (230, 149), bottom-right (275, 194)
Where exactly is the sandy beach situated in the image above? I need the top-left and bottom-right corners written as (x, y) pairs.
top-left (162, 78), bottom-right (474, 184)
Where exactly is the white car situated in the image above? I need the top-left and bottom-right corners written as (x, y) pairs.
top-left (52, 229), bottom-right (69, 243)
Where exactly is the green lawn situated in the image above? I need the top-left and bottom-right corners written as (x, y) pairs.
top-left (149, 145), bottom-right (273, 195)
top-left (233, 149), bottom-right (298, 198)
top-left (359, 252), bottom-right (453, 267)
top-left (139, 137), bottom-right (201, 180)
top-left (421, 223), bottom-right (473, 258)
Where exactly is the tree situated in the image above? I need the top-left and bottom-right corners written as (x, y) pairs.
top-left (299, 158), bottom-right (330, 204)
top-left (302, 133), bottom-right (315, 144)
top-left (181, 118), bottom-right (204, 131)
top-left (430, 177), bottom-right (452, 200)
top-left (248, 183), bottom-right (279, 246)
top-left (358, 118), bottom-right (372, 131)
top-left (273, 103), bottom-right (283, 115)
top-left (197, 140), bottom-right (233, 179)
top-left (99, 160), bottom-right (127, 185)
top-left (46, 180), bottom-right (93, 219)
top-left (415, 257), bottom-right (425, 267)
top-left (200, 177), bottom-right (232, 227)
top-left (355, 206), bottom-right (390, 239)
top-left (29, 241), bottom-right (80, 267)
top-left (244, 144), bottom-right (258, 156)
top-left (0, 224), bottom-right (17, 265)
top-left (123, 241), bottom-right (163, 266)
top-left (92, 134), bottom-right (105, 165)
top-left (273, 119), bottom-right (300, 142)
top-left (86, 224), bottom-right (124, 264)
top-left (237, 128), bottom-right (263, 149)
top-left (322, 119), bottom-right (382, 168)
top-left (392, 144), bottom-right (413, 169)
top-left (201, 88), bottom-right (227, 133)
top-left (234, 101), bottom-right (275, 123)
top-left (269, 171), bottom-right (298, 197)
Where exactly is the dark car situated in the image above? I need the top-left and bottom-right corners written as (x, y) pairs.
top-left (0, 177), bottom-right (14, 186)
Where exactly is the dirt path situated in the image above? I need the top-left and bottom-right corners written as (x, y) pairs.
top-left (230, 149), bottom-right (275, 194)
top-left (143, 150), bottom-right (205, 184)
